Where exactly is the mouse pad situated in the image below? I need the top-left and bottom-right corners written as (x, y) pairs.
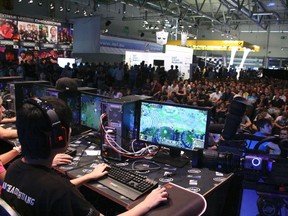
top-left (127, 182), bottom-right (207, 216)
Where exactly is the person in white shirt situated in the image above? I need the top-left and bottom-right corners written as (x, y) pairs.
top-left (168, 80), bottom-right (179, 97)
top-left (209, 87), bottom-right (222, 105)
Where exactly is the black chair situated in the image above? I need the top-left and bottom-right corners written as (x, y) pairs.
top-left (0, 197), bottom-right (20, 216)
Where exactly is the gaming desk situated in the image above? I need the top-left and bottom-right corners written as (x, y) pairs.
top-left (57, 136), bottom-right (240, 216)
top-left (0, 128), bottom-right (240, 215)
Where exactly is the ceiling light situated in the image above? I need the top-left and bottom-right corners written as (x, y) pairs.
top-left (38, 1), bottom-right (42, 6)
top-left (60, 6), bottom-right (64, 12)
top-left (28, 0), bottom-right (33, 4)
top-left (252, 12), bottom-right (274, 16)
top-left (267, 2), bottom-right (275, 7)
top-left (50, 3), bottom-right (54, 9)
top-left (18, 0), bottom-right (22, 2)
top-left (66, 7), bottom-right (71, 12)
top-left (74, 9), bottom-right (79, 14)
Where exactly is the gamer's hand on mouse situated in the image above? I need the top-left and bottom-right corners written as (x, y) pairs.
top-left (87, 163), bottom-right (110, 180)
top-left (52, 153), bottom-right (73, 167)
top-left (142, 187), bottom-right (168, 210)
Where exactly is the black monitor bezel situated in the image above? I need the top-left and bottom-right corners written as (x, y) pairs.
top-left (136, 100), bottom-right (211, 153)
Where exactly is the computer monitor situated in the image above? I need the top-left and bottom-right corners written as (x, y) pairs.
top-left (153, 59), bottom-right (164, 66)
top-left (45, 88), bottom-right (81, 130)
top-left (80, 92), bottom-right (108, 131)
top-left (0, 76), bottom-right (23, 95)
top-left (32, 83), bottom-right (52, 98)
top-left (9, 81), bottom-right (50, 112)
top-left (46, 88), bottom-right (60, 98)
top-left (137, 100), bottom-right (211, 167)
top-left (57, 57), bottom-right (75, 68)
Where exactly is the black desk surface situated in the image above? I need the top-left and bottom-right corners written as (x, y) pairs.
top-left (58, 136), bottom-right (233, 208)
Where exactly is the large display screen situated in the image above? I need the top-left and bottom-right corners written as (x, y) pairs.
top-left (57, 57), bottom-right (75, 68)
top-left (138, 101), bottom-right (210, 151)
top-left (0, 12), bottom-right (73, 54)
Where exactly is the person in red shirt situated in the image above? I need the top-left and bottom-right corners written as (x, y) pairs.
top-left (151, 78), bottom-right (162, 96)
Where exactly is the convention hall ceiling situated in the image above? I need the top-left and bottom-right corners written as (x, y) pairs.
top-left (68, 0), bottom-right (288, 31)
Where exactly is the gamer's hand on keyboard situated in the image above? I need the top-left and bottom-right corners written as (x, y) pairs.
top-left (142, 187), bottom-right (168, 210)
top-left (52, 153), bottom-right (73, 167)
top-left (87, 163), bottom-right (110, 180)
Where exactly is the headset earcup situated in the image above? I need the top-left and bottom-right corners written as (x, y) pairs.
top-left (50, 125), bottom-right (67, 148)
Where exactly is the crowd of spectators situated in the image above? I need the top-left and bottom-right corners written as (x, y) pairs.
top-left (1, 52), bottom-right (288, 139)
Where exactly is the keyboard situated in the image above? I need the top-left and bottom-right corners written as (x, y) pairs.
top-left (97, 164), bottom-right (158, 200)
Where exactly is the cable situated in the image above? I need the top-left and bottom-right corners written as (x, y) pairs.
top-left (130, 160), bottom-right (161, 171)
top-left (70, 130), bottom-right (93, 143)
top-left (100, 113), bottom-right (159, 158)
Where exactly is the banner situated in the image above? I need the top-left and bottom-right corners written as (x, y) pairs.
top-left (156, 30), bottom-right (169, 46)
top-left (181, 32), bottom-right (188, 46)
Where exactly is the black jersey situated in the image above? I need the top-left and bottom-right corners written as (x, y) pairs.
top-left (2, 159), bottom-right (99, 216)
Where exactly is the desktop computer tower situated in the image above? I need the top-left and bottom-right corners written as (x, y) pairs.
top-left (101, 95), bottom-right (151, 161)
top-left (8, 80), bottom-right (51, 113)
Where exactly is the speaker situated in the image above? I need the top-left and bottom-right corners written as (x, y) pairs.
top-left (24, 98), bottom-right (67, 149)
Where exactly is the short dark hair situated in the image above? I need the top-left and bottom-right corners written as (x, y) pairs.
top-left (255, 118), bottom-right (272, 131)
top-left (26, 51), bottom-right (33, 56)
top-left (16, 96), bottom-right (72, 159)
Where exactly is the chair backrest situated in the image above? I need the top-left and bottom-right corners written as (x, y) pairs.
top-left (0, 197), bottom-right (20, 216)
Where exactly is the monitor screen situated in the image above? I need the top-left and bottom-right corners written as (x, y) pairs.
top-left (32, 83), bottom-right (52, 98)
top-left (65, 93), bottom-right (81, 127)
top-left (0, 76), bottom-right (23, 94)
top-left (45, 89), bottom-right (80, 127)
top-left (57, 57), bottom-right (75, 68)
top-left (9, 81), bottom-right (50, 112)
top-left (137, 100), bottom-right (210, 166)
top-left (46, 89), bottom-right (60, 98)
top-left (80, 92), bottom-right (108, 131)
top-left (153, 59), bottom-right (164, 66)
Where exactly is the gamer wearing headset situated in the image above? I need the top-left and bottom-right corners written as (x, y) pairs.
top-left (1, 96), bottom-right (168, 216)
top-left (0, 96), bottom-right (71, 167)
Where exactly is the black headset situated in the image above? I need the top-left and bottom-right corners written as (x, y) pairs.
top-left (24, 98), bottom-right (67, 149)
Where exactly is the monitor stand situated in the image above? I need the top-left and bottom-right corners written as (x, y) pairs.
top-left (152, 148), bottom-right (190, 168)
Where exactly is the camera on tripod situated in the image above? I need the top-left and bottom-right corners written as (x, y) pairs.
top-left (192, 96), bottom-right (288, 216)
